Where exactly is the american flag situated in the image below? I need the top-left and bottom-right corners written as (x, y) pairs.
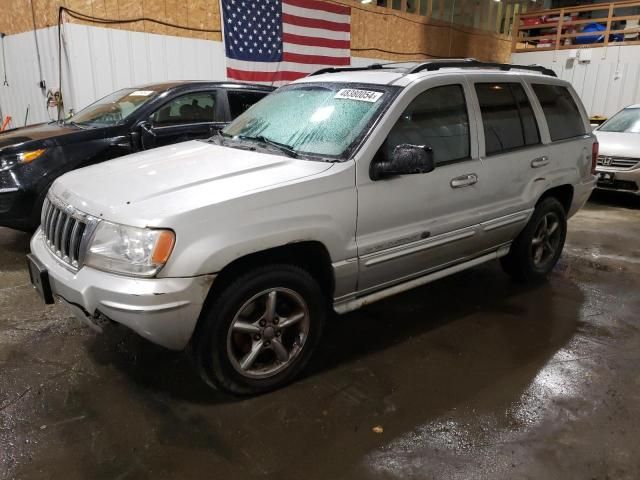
top-left (221, 0), bottom-right (351, 86)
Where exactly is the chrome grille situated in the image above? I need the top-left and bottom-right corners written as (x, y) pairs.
top-left (597, 156), bottom-right (640, 170)
top-left (40, 197), bottom-right (90, 269)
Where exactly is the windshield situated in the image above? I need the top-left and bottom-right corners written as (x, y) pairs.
top-left (69, 88), bottom-right (159, 127)
top-left (599, 108), bottom-right (640, 133)
top-left (222, 83), bottom-right (393, 159)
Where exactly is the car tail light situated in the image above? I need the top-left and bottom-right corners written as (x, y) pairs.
top-left (591, 141), bottom-right (599, 174)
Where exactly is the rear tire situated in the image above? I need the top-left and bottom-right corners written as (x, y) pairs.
top-left (500, 197), bottom-right (567, 283)
top-left (190, 264), bottom-right (326, 395)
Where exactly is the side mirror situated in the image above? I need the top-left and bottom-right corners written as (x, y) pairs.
top-left (370, 144), bottom-right (435, 180)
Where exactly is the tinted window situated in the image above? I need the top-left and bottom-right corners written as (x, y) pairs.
top-left (151, 92), bottom-right (217, 125)
top-left (384, 85), bottom-right (470, 165)
top-left (228, 90), bottom-right (269, 118)
top-left (532, 84), bottom-right (586, 141)
top-left (475, 82), bottom-right (540, 155)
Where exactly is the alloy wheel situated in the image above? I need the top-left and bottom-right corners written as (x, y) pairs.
top-left (531, 211), bottom-right (562, 268)
top-left (226, 287), bottom-right (310, 379)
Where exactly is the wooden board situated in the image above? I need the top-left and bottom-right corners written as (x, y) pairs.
top-left (1, 0), bottom-right (509, 62)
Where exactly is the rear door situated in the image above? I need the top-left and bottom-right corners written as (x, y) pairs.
top-left (466, 74), bottom-right (550, 246)
top-left (144, 90), bottom-right (225, 148)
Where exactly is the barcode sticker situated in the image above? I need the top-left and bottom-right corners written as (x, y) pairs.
top-left (334, 89), bottom-right (383, 102)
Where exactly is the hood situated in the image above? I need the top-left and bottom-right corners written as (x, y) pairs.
top-left (0, 122), bottom-right (99, 152)
top-left (594, 130), bottom-right (640, 158)
top-left (50, 141), bottom-right (334, 225)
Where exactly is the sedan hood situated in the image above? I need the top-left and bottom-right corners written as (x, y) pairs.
top-left (0, 122), bottom-right (92, 152)
top-left (594, 130), bottom-right (640, 158)
top-left (50, 141), bottom-right (334, 225)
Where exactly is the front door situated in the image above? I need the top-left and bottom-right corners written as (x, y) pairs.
top-left (142, 90), bottom-right (225, 148)
top-left (356, 79), bottom-right (490, 293)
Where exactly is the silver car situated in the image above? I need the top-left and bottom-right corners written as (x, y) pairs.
top-left (594, 104), bottom-right (640, 195)
top-left (27, 60), bottom-right (596, 394)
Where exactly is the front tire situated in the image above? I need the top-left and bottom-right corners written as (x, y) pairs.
top-left (500, 197), bottom-right (567, 282)
top-left (191, 264), bottom-right (326, 395)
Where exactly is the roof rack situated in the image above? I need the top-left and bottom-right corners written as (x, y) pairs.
top-left (308, 58), bottom-right (556, 78)
top-left (407, 58), bottom-right (557, 77)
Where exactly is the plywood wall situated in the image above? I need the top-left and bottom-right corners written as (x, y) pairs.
top-left (0, 0), bottom-right (511, 63)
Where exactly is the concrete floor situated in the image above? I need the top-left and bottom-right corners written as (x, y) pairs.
top-left (1, 191), bottom-right (639, 480)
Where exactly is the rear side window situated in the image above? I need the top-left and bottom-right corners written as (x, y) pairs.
top-left (384, 84), bottom-right (470, 165)
top-left (531, 84), bottom-right (586, 141)
top-left (228, 90), bottom-right (269, 119)
top-left (475, 82), bottom-right (540, 155)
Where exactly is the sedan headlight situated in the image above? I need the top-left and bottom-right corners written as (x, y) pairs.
top-left (0, 149), bottom-right (47, 172)
top-left (84, 221), bottom-right (175, 277)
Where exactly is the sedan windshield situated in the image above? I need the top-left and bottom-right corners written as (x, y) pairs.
top-left (68, 88), bottom-right (159, 127)
top-left (599, 108), bottom-right (640, 133)
top-left (222, 83), bottom-right (393, 159)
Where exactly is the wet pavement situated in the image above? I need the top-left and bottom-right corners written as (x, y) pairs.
top-left (1, 191), bottom-right (639, 479)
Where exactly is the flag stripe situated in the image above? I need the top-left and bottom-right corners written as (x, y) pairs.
top-left (284, 43), bottom-right (349, 58)
top-left (282, 13), bottom-right (350, 32)
top-left (282, 3), bottom-right (350, 24)
top-left (226, 58), bottom-right (338, 73)
top-left (282, 52), bottom-right (349, 65)
top-left (227, 67), bottom-right (308, 82)
top-left (283, 0), bottom-right (350, 16)
top-left (283, 32), bottom-right (350, 49)
top-left (283, 23), bottom-right (349, 41)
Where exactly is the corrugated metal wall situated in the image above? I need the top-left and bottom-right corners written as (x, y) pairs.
top-left (0, 24), bottom-right (378, 126)
top-left (513, 46), bottom-right (640, 118)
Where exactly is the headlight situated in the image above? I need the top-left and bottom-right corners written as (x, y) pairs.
top-left (0, 149), bottom-right (47, 172)
top-left (84, 221), bottom-right (175, 277)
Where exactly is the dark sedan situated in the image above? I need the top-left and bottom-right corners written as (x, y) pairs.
top-left (0, 81), bottom-right (274, 230)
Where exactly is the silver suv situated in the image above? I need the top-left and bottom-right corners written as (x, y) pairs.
top-left (27, 60), bottom-right (597, 394)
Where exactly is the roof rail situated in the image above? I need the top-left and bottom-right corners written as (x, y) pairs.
top-left (308, 63), bottom-right (387, 76)
top-left (408, 58), bottom-right (557, 77)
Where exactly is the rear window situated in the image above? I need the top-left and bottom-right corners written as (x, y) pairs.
top-left (531, 84), bottom-right (586, 141)
top-left (228, 90), bottom-right (269, 119)
top-left (475, 82), bottom-right (540, 155)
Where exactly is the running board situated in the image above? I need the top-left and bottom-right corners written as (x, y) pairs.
top-left (333, 246), bottom-right (510, 314)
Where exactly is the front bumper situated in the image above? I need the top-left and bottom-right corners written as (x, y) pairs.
top-left (595, 167), bottom-right (640, 194)
top-left (30, 229), bottom-right (214, 350)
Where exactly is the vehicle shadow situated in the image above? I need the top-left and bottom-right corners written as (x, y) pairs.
top-left (588, 189), bottom-right (640, 209)
top-left (86, 259), bottom-right (583, 407)
top-left (0, 227), bottom-right (32, 272)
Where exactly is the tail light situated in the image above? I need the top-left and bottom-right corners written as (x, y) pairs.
top-left (591, 141), bottom-right (599, 174)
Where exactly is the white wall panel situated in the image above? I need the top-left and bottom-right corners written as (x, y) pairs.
top-left (513, 45), bottom-right (640, 117)
top-left (0, 27), bottom-right (72, 127)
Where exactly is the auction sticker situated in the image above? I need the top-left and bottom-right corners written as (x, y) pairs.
top-left (334, 89), bottom-right (383, 102)
top-left (129, 90), bottom-right (155, 97)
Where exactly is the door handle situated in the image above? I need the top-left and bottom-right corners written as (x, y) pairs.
top-left (531, 156), bottom-right (549, 168)
top-left (450, 173), bottom-right (478, 188)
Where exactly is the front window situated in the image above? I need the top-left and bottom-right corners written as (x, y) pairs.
top-left (221, 83), bottom-right (395, 160)
top-left (69, 88), bottom-right (159, 127)
top-left (599, 108), bottom-right (640, 133)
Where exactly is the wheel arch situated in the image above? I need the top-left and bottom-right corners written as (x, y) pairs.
top-left (203, 240), bottom-right (335, 307)
top-left (537, 184), bottom-right (574, 214)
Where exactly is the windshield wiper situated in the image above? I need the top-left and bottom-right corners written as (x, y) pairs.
top-left (238, 135), bottom-right (298, 158)
top-left (66, 121), bottom-right (89, 130)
